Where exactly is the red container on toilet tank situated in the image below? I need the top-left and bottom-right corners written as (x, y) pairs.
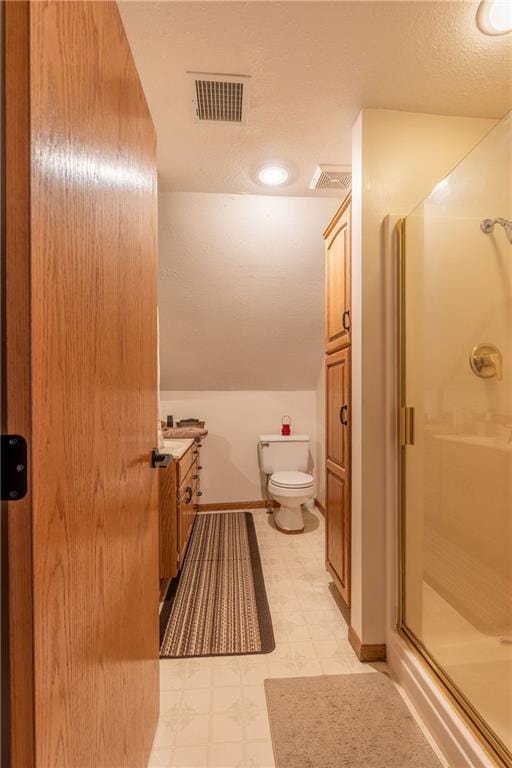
top-left (281, 415), bottom-right (291, 436)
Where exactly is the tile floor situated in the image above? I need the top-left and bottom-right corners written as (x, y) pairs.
top-left (149, 507), bottom-right (382, 768)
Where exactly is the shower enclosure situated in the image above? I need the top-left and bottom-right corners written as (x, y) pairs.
top-left (398, 114), bottom-right (511, 766)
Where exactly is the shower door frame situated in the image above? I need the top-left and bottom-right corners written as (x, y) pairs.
top-left (396, 218), bottom-right (512, 768)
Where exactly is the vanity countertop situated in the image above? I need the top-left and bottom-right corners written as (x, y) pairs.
top-left (161, 438), bottom-right (195, 460)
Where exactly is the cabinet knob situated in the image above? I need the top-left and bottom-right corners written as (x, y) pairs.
top-left (193, 474), bottom-right (199, 480)
top-left (197, 490), bottom-right (203, 497)
top-left (197, 465), bottom-right (203, 470)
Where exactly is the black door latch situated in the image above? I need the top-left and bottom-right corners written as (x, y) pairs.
top-left (150, 448), bottom-right (171, 469)
top-left (1, 434), bottom-right (28, 501)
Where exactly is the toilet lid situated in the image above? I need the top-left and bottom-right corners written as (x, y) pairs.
top-left (270, 471), bottom-right (314, 489)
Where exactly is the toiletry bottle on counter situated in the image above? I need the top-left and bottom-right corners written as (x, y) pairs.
top-left (281, 415), bottom-right (291, 436)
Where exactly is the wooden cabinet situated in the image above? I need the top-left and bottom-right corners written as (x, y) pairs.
top-left (324, 194), bottom-right (351, 354)
top-left (324, 194), bottom-right (351, 608)
top-left (326, 468), bottom-right (350, 603)
top-left (159, 461), bottom-right (178, 579)
top-left (159, 440), bottom-right (203, 579)
top-left (178, 471), bottom-right (195, 565)
top-left (326, 348), bottom-right (350, 474)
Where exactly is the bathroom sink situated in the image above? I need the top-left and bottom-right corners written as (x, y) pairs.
top-left (161, 438), bottom-right (195, 459)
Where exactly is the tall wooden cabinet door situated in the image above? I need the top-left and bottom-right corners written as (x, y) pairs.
top-left (325, 346), bottom-right (351, 607)
top-left (326, 469), bottom-right (350, 605)
top-left (4, 3), bottom-right (159, 766)
top-left (324, 195), bottom-right (351, 354)
top-left (326, 348), bottom-right (351, 475)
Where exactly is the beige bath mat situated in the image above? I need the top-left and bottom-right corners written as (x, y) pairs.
top-left (264, 673), bottom-right (442, 768)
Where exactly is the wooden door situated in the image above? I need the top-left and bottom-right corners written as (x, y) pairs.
top-left (324, 194), bottom-right (351, 354)
top-left (159, 462), bottom-right (178, 579)
top-left (179, 480), bottom-right (194, 564)
top-left (4, 3), bottom-right (159, 766)
top-left (326, 348), bottom-right (350, 474)
top-left (325, 347), bottom-right (351, 606)
top-left (326, 468), bottom-right (350, 604)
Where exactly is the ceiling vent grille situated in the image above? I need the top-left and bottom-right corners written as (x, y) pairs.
top-left (188, 72), bottom-right (250, 125)
top-left (309, 164), bottom-right (352, 191)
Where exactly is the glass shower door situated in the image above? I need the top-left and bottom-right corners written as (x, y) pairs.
top-left (399, 114), bottom-right (512, 765)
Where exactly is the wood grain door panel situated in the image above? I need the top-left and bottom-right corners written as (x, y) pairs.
top-left (326, 469), bottom-right (350, 605)
top-left (5, 2), bottom-right (159, 765)
top-left (325, 196), bottom-right (351, 354)
top-left (325, 346), bottom-right (351, 607)
top-left (159, 461), bottom-right (178, 579)
top-left (326, 348), bottom-right (350, 474)
top-left (179, 480), bottom-right (194, 564)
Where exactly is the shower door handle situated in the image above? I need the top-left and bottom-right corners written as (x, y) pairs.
top-left (340, 405), bottom-right (349, 426)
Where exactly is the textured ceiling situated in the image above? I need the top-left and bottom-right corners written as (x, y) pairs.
top-left (119, 0), bottom-right (511, 197)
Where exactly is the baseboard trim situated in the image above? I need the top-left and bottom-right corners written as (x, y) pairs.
top-left (348, 625), bottom-right (386, 662)
top-left (315, 498), bottom-right (325, 516)
top-left (198, 500), bottom-right (279, 512)
top-left (199, 499), bottom-right (326, 514)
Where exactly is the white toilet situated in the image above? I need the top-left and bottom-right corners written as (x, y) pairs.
top-left (258, 434), bottom-right (315, 534)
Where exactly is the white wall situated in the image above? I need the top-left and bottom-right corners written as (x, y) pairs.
top-left (351, 109), bottom-right (499, 767)
top-left (160, 390), bottom-right (317, 504)
top-left (351, 109), bottom-right (497, 647)
top-left (158, 191), bottom-right (338, 391)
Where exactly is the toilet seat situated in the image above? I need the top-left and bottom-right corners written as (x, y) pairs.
top-left (269, 471), bottom-right (314, 489)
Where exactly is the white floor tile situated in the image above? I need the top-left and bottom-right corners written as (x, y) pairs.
top-left (150, 508), bottom-right (366, 765)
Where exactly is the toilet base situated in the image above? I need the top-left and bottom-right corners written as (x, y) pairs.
top-left (273, 505), bottom-right (304, 534)
top-left (274, 518), bottom-right (304, 535)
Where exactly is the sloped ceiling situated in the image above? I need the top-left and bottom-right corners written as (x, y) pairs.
top-left (158, 192), bottom-right (339, 390)
top-left (119, 1), bottom-right (511, 197)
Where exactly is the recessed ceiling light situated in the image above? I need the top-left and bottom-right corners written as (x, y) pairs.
top-left (476, 0), bottom-right (512, 35)
top-left (257, 164), bottom-right (289, 186)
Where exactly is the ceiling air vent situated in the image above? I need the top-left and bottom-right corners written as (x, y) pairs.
top-left (188, 72), bottom-right (250, 125)
top-left (309, 164), bottom-right (352, 192)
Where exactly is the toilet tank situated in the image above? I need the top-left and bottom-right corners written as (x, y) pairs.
top-left (258, 434), bottom-right (310, 474)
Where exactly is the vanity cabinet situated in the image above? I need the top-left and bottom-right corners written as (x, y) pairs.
top-left (159, 460), bottom-right (178, 579)
top-left (324, 193), bottom-right (352, 608)
top-left (159, 440), bottom-right (203, 579)
top-left (324, 193), bottom-right (351, 354)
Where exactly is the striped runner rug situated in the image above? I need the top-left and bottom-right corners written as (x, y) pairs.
top-left (160, 512), bottom-right (275, 658)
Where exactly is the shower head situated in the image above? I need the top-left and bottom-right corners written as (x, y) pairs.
top-left (481, 217), bottom-right (512, 244)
